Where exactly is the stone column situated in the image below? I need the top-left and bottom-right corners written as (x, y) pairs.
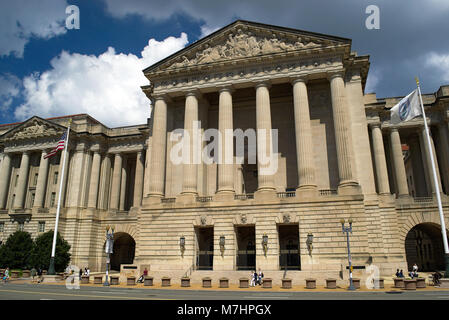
top-left (255, 82), bottom-right (276, 196)
top-left (110, 153), bottom-right (122, 210)
top-left (216, 87), bottom-right (235, 198)
top-left (438, 123), bottom-right (449, 194)
top-left (87, 151), bottom-right (101, 208)
top-left (0, 153), bottom-right (12, 209)
top-left (133, 151), bottom-right (144, 207)
top-left (148, 96), bottom-right (168, 198)
top-left (56, 148), bottom-right (70, 208)
top-left (328, 72), bottom-right (359, 194)
top-left (34, 151), bottom-right (50, 208)
top-left (389, 127), bottom-right (409, 197)
top-left (420, 126), bottom-right (443, 195)
top-left (292, 78), bottom-right (317, 196)
top-left (370, 123), bottom-right (391, 195)
top-left (119, 155), bottom-right (128, 211)
top-left (181, 91), bottom-right (199, 197)
top-left (14, 151), bottom-right (30, 209)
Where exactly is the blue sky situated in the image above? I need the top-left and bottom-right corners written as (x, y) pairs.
top-left (1, 0), bottom-right (449, 127)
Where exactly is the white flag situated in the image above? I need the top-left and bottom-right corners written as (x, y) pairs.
top-left (390, 89), bottom-right (422, 124)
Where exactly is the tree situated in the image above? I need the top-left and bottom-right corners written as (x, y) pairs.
top-left (0, 231), bottom-right (34, 269)
top-left (30, 230), bottom-right (71, 272)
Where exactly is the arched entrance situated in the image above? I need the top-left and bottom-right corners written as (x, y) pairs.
top-left (110, 232), bottom-right (136, 271)
top-left (405, 223), bottom-right (448, 272)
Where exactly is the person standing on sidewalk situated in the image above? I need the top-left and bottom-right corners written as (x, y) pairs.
top-left (2, 267), bottom-right (9, 283)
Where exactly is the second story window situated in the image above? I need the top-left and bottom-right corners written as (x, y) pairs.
top-left (0, 222), bottom-right (4, 233)
top-left (33, 173), bottom-right (39, 186)
top-left (54, 172), bottom-right (59, 184)
top-left (38, 221), bottom-right (45, 233)
top-left (50, 192), bottom-right (56, 207)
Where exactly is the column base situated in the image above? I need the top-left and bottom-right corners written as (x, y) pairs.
top-left (337, 182), bottom-right (362, 196)
top-left (213, 191), bottom-right (235, 202)
top-left (177, 193), bottom-right (198, 204)
top-left (296, 186), bottom-right (318, 199)
top-left (254, 188), bottom-right (277, 201)
top-left (145, 194), bottom-right (164, 204)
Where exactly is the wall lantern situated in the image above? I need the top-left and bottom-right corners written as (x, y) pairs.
top-left (180, 236), bottom-right (186, 257)
top-left (306, 232), bottom-right (314, 256)
top-left (219, 235), bottom-right (225, 256)
top-left (262, 233), bottom-right (268, 256)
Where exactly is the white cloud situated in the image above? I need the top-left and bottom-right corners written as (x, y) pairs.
top-left (425, 52), bottom-right (449, 82)
top-left (0, 0), bottom-right (68, 57)
top-left (365, 69), bottom-right (381, 94)
top-left (0, 74), bottom-right (21, 111)
top-left (14, 33), bottom-right (189, 127)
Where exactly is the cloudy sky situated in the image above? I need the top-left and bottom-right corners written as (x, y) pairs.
top-left (0, 0), bottom-right (448, 127)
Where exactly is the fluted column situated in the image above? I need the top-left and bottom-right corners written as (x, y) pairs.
top-left (0, 153), bottom-right (12, 209)
top-left (329, 72), bottom-right (359, 193)
top-left (87, 151), bottom-right (101, 208)
top-left (34, 151), bottom-right (50, 208)
top-left (292, 78), bottom-right (317, 195)
top-left (110, 153), bottom-right (122, 210)
top-left (370, 124), bottom-right (391, 195)
top-left (255, 82), bottom-right (276, 192)
top-left (420, 126), bottom-right (442, 194)
top-left (14, 151), bottom-right (30, 209)
top-left (148, 96), bottom-right (168, 198)
top-left (133, 151), bottom-right (144, 207)
top-left (389, 127), bottom-right (409, 197)
top-left (438, 123), bottom-right (449, 194)
top-left (119, 155), bottom-right (127, 211)
top-left (56, 148), bottom-right (70, 208)
top-left (216, 87), bottom-right (235, 195)
top-left (181, 91), bottom-right (199, 196)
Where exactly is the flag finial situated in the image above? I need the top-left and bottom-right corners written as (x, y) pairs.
top-left (415, 77), bottom-right (420, 87)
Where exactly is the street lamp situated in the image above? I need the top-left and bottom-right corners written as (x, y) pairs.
top-left (340, 218), bottom-right (355, 291)
top-left (104, 226), bottom-right (114, 286)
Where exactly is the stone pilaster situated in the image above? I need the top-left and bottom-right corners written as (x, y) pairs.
top-left (87, 151), bottom-right (102, 209)
top-left (34, 151), bottom-right (49, 208)
top-left (110, 153), bottom-right (122, 210)
top-left (255, 82), bottom-right (276, 200)
top-left (13, 151), bottom-right (30, 209)
top-left (67, 145), bottom-right (88, 208)
top-left (181, 91), bottom-right (200, 199)
top-left (437, 123), bottom-right (449, 194)
top-left (0, 153), bottom-right (12, 209)
top-left (420, 126), bottom-right (443, 195)
top-left (292, 78), bottom-right (317, 196)
top-left (148, 96), bottom-right (168, 199)
top-left (215, 87), bottom-right (235, 200)
top-left (328, 72), bottom-right (360, 194)
top-left (389, 127), bottom-right (409, 197)
top-left (119, 155), bottom-right (128, 211)
top-left (133, 151), bottom-right (144, 207)
top-left (56, 148), bottom-right (70, 208)
top-left (370, 123), bottom-right (390, 195)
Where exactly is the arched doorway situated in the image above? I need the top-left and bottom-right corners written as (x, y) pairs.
top-left (405, 223), bottom-right (448, 272)
top-left (110, 233), bottom-right (136, 271)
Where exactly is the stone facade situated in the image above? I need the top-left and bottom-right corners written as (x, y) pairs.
top-left (0, 20), bottom-right (448, 285)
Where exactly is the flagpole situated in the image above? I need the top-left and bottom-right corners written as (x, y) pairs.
top-left (48, 119), bottom-right (72, 275)
top-left (416, 78), bottom-right (449, 278)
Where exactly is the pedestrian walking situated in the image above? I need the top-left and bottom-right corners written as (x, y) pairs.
top-left (31, 267), bottom-right (37, 280)
top-left (3, 267), bottom-right (9, 283)
top-left (257, 268), bottom-right (264, 285)
top-left (250, 270), bottom-right (256, 287)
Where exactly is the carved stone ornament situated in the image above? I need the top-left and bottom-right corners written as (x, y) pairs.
top-left (200, 215), bottom-right (207, 225)
top-left (168, 29), bottom-right (324, 69)
top-left (8, 119), bottom-right (59, 140)
top-left (283, 213), bottom-right (290, 223)
top-left (240, 213), bottom-right (247, 224)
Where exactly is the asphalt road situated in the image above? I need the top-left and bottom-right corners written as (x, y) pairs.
top-left (0, 282), bottom-right (448, 300)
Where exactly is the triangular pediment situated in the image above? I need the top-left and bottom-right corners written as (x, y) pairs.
top-left (144, 20), bottom-right (351, 74)
top-left (0, 116), bottom-right (66, 141)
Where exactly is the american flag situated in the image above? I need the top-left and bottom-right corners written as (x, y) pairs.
top-left (44, 132), bottom-right (67, 159)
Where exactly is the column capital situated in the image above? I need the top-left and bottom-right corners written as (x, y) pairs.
top-left (291, 77), bottom-right (309, 85)
top-left (152, 93), bottom-right (172, 103)
top-left (368, 122), bottom-right (382, 129)
top-left (217, 85), bottom-right (234, 94)
top-left (184, 89), bottom-right (202, 99)
top-left (326, 70), bottom-right (345, 81)
top-left (254, 81), bottom-right (271, 89)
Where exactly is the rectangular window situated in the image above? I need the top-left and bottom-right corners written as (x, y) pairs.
top-left (54, 171), bottom-right (59, 184)
top-left (31, 193), bottom-right (35, 207)
top-left (50, 192), bottom-right (56, 207)
top-left (18, 222), bottom-right (24, 232)
top-left (34, 173), bottom-right (39, 186)
top-left (38, 221), bottom-right (45, 233)
top-left (0, 223), bottom-right (4, 232)
top-left (15, 174), bottom-right (19, 187)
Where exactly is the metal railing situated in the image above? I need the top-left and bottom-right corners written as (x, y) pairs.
top-left (196, 196), bottom-right (213, 203)
top-left (413, 197), bottom-right (434, 203)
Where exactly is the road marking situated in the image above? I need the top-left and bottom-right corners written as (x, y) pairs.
top-left (91, 290), bottom-right (127, 294)
top-left (0, 288), bottom-right (174, 300)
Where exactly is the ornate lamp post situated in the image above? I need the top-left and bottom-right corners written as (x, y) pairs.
top-left (340, 219), bottom-right (355, 291)
top-left (104, 226), bottom-right (114, 286)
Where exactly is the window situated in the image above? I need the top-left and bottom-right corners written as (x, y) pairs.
top-left (33, 173), bottom-right (39, 186)
top-left (38, 221), bottom-right (45, 233)
top-left (50, 192), bottom-right (56, 207)
top-left (0, 223), bottom-right (4, 232)
top-left (18, 222), bottom-right (24, 232)
top-left (53, 172), bottom-right (59, 184)
top-left (15, 174), bottom-right (19, 187)
top-left (31, 193), bottom-right (35, 207)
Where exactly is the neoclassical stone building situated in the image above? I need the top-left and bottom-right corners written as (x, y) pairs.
top-left (1, 21), bottom-right (448, 284)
